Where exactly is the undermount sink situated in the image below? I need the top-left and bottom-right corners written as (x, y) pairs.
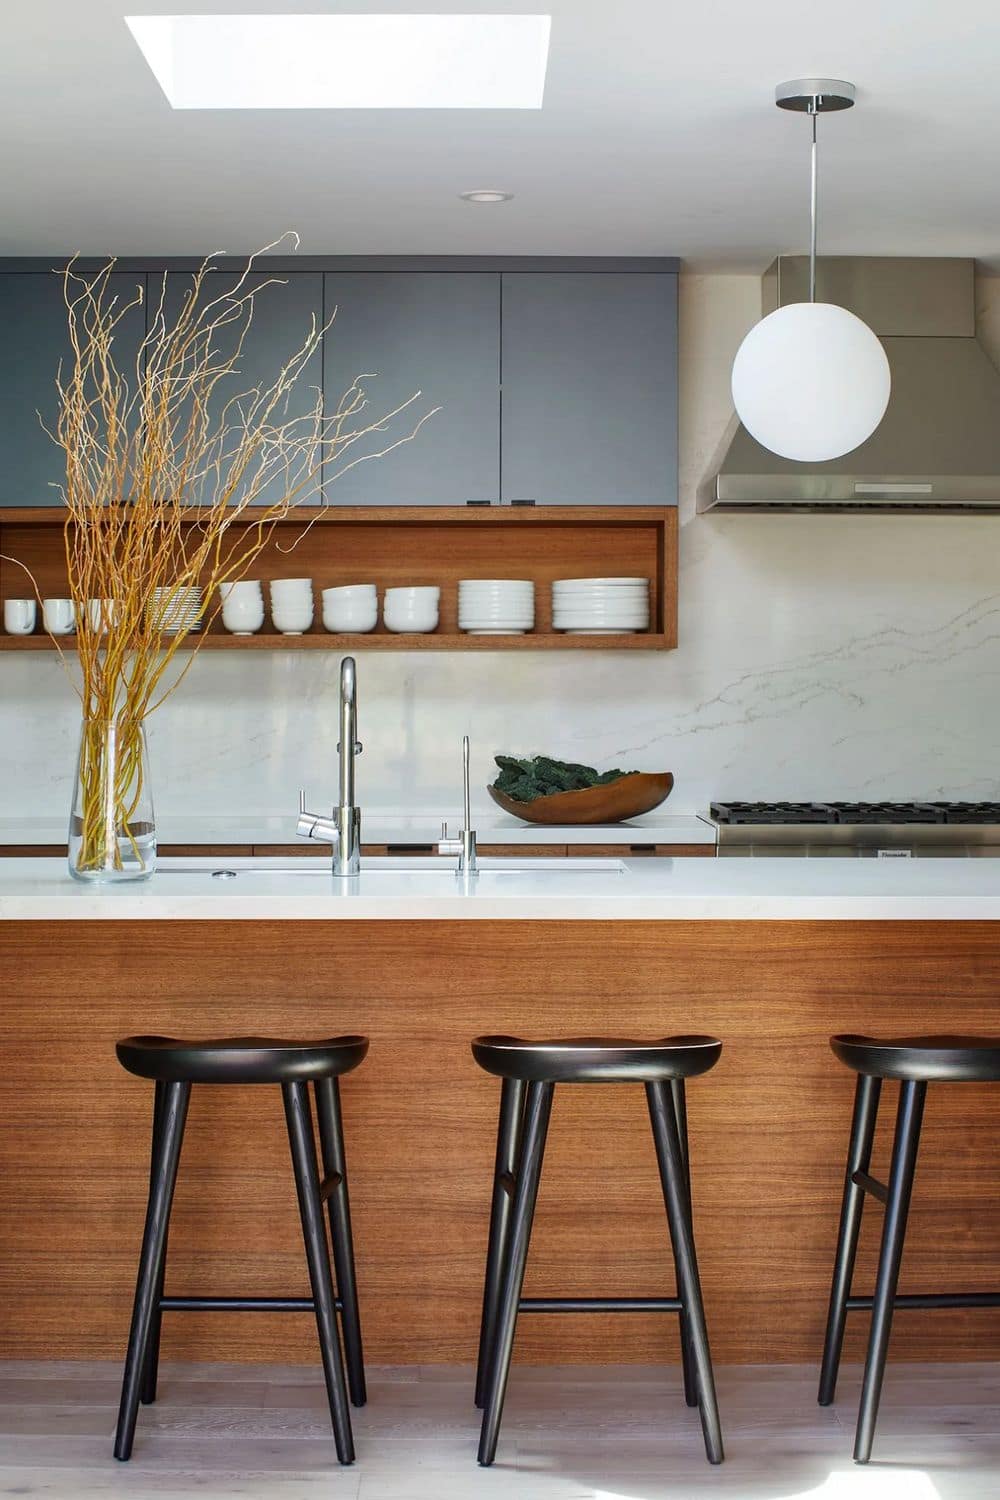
top-left (157, 856), bottom-right (626, 878)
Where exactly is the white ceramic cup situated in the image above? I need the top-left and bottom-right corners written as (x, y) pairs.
top-left (86, 598), bottom-right (117, 633)
top-left (4, 598), bottom-right (36, 635)
top-left (43, 598), bottom-right (75, 634)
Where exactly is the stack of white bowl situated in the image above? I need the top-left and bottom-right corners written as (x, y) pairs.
top-left (552, 577), bottom-right (650, 634)
top-left (219, 580), bottom-right (264, 635)
top-left (148, 585), bottom-right (203, 634)
top-left (269, 577), bottom-right (314, 635)
top-left (322, 584), bottom-right (377, 633)
top-left (458, 579), bottom-right (535, 635)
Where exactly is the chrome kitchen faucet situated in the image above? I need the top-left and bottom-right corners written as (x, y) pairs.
top-left (297, 655), bottom-right (363, 876)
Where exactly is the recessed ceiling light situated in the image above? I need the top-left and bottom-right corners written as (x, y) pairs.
top-left (460, 190), bottom-right (514, 203)
top-left (125, 14), bottom-right (551, 111)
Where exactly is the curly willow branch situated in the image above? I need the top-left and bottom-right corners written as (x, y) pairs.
top-left (24, 236), bottom-right (437, 873)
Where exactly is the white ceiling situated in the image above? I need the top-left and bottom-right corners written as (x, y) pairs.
top-left (3, 1), bottom-right (1000, 267)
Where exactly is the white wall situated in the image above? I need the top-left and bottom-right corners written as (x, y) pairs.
top-left (5, 273), bottom-right (1000, 822)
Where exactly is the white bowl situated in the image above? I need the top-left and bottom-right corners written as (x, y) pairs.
top-left (219, 580), bottom-right (263, 601)
top-left (459, 613), bottom-right (535, 626)
top-left (554, 609), bottom-right (650, 621)
top-left (553, 594), bottom-right (648, 605)
top-left (459, 580), bottom-right (534, 591)
top-left (222, 599), bottom-right (264, 635)
top-left (459, 578), bottom-right (533, 587)
top-left (554, 615), bottom-right (649, 627)
top-left (272, 605), bottom-right (314, 635)
top-left (323, 604), bottom-right (378, 633)
top-left (322, 584), bottom-right (377, 603)
top-left (553, 577), bottom-right (648, 589)
top-left (270, 577), bottom-right (313, 591)
top-left (459, 610), bottom-right (535, 621)
top-left (383, 607), bottom-right (439, 633)
top-left (385, 586), bottom-right (440, 606)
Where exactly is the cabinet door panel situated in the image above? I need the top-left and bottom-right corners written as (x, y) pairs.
top-left (501, 272), bottom-right (677, 505)
top-left (0, 271), bottom-right (145, 507)
top-left (158, 269), bottom-right (324, 507)
top-left (323, 273), bottom-right (499, 505)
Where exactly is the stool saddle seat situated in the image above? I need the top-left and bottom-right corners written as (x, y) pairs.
top-left (116, 1033), bottom-right (369, 1085)
top-left (831, 1033), bottom-right (1000, 1083)
top-left (472, 1033), bottom-right (721, 1083)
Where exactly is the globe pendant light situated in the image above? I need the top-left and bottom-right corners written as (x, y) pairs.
top-left (731, 79), bottom-right (891, 463)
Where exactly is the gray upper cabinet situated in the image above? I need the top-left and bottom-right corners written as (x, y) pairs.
top-left (159, 269), bottom-right (324, 507)
top-left (323, 273), bottom-right (500, 505)
top-left (0, 270), bottom-right (145, 506)
top-left (500, 272), bottom-right (678, 505)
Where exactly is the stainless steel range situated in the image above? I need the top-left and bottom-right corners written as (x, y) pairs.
top-left (708, 801), bottom-right (1000, 857)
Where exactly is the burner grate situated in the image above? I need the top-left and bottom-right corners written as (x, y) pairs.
top-left (712, 799), bottom-right (1000, 827)
top-left (710, 802), bottom-right (835, 825)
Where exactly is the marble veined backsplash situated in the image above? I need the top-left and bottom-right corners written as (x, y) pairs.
top-left (4, 273), bottom-right (1000, 821)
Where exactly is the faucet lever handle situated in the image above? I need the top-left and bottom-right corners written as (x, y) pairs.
top-left (298, 788), bottom-right (306, 815)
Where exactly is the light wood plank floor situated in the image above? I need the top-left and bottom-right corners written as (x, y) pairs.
top-left (1, 1361), bottom-right (998, 1499)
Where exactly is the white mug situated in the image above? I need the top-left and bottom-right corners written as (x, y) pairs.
top-left (43, 598), bottom-right (75, 635)
top-left (4, 598), bottom-right (36, 635)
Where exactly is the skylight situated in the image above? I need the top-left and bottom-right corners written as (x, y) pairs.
top-left (125, 13), bottom-right (551, 110)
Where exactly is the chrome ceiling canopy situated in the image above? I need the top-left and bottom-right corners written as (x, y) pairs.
top-left (701, 256), bottom-right (1000, 511)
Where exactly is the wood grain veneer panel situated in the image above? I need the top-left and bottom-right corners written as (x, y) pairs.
top-left (1, 918), bottom-right (999, 1366)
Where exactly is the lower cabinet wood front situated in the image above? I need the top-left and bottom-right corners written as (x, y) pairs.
top-left (3, 918), bottom-right (997, 1366)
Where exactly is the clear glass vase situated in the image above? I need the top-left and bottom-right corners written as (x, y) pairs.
top-left (68, 717), bottom-right (156, 882)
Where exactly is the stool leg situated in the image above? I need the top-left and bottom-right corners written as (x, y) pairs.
top-left (818, 1073), bottom-right (882, 1406)
top-left (670, 1079), bottom-right (699, 1410)
top-left (114, 1080), bottom-right (190, 1461)
top-left (283, 1081), bottom-right (355, 1466)
top-left (314, 1076), bottom-right (366, 1409)
top-left (647, 1080), bottom-right (724, 1465)
top-left (853, 1079), bottom-right (926, 1465)
top-left (140, 1082), bottom-right (167, 1406)
top-left (478, 1079), bottom-right (553, 1468)
top-left (475, 1076), bottom-right (526, 1408)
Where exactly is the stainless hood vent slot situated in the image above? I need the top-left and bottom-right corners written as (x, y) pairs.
top-left (700, 256), bottom-right (1000, 512)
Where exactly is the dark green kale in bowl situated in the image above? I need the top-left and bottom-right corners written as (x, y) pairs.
top-left (492, 754), bottom-right (638, 804)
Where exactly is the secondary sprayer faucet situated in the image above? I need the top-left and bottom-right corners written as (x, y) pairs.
top-left (436, 734), bottom-right (479, 875)
top-left (296, 655), bottom-right (362, 875)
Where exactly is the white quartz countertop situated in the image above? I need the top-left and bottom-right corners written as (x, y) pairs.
top-left (0, 812), bottom-right (716, 848)
top-left (4, 854), bottom-right (1000, 921)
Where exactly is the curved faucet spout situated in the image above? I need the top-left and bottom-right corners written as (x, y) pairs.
top-left (339, 655), bottom-right (360, 813)
top-left (297, 656), bottom-right (362, 876)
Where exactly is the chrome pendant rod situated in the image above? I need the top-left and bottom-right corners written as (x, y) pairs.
top-left (774, 78), bottom-right (856, 304)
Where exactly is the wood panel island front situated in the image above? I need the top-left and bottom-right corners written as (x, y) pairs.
top-left (2, 856), bottom-right (999, 1373)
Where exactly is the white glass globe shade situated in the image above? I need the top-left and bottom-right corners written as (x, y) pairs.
top-left (731, 302), bottom-right (891, 462)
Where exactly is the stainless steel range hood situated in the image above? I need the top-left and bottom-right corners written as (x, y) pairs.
top-left (700, 256), bottom-right (1000, 512)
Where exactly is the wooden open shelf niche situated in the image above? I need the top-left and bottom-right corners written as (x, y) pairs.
top-left (0, 506), bottom-right (676, 651)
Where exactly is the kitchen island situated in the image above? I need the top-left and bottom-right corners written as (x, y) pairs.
top-left (3, 855), bottom-right (999, 1373)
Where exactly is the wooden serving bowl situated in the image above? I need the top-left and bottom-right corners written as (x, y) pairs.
top-left (488, 771), bottom-right (674, 826)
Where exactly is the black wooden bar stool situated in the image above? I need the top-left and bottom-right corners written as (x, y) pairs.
top-left (113, 1033), bottom-right (369, 1467)
top-left (471, 1033), bottom-right (724, 1468)
top-left (818, 1032), bottom-right (1000, 1464)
